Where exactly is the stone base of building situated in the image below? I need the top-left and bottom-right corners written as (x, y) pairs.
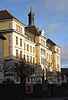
top-left (3, 59), bottom-right (43, 84)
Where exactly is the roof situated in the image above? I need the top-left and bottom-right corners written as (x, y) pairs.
top-left (25, 26), bottom-right (40, 35)
top-left (0, 10), bottom-right (15, 20)
top-left (46, 39), bottom-right (56, 45)
top-left (0, 10), bottom-right (25, 26)
top-left (0, 34), bottom-right (6, 40)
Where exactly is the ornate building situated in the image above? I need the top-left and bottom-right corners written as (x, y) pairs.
top-left (0, 10), bottom-right (61, 84)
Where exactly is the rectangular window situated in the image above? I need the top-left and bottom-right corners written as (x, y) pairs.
top-left (16, 25), bottom-right (22, 33)
top-left (20, 39), bottom-right (22, 47)
top-left (16, 37), bottom-right (18, 45)
top-left (33, 47), bottom-right (35, 53)
top-left (47, 53), bottom-right (48, 59)
top-left (24, 43), bottom-right (26, 50)
top-left (27, 55), bottom-right (29, 62)
top-left (41, 48), bottom-right (45, 55)
top-left (16, 49), bottom-right (18, 58)
top-left (27, 45), bottom-right (29, 52)
top-left (20, 51), bottom-right (22, 58)
top-left (33, 57), bottom-right (35, 64)
top-left (30, 46), bottom-right (32, 53)
top-left (30, 56), bottom-right (32, 63)
top-left (41, 39), bottom-right (45, 46)
top-left (49, 54), bottom-right (50, 59)
top-left (15, 77), bottom-right (19, 82)
top-left (41, 58), bottom-right (45, 64)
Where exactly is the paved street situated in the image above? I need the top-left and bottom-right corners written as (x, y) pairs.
top-left (26, 97), bottom-right (68, 100)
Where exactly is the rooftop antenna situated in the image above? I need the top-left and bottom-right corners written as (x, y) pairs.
top-left (30, 6), bottom-right (32, 12)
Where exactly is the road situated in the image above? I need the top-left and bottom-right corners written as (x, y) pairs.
top-left (26, 97), bottom-right (68, 100)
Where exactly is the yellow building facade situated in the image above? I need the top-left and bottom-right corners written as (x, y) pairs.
top-left (0, 34), bottom-right (6, 83)
top-left (0, 10), bottom-right (61, 84)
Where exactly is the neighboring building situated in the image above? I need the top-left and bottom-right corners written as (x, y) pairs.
top-left (0, 10), bottom-right (61, 84)
top-left (61, 68), bottom-right (68, 83)
top-left (0, 34), bottom-right (6, 83)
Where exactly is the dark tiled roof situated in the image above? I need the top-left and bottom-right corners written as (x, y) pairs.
top-left (0, 10), bottom-right (16, 20)
top-left (0, 34), bottom-right (6, 40)
top-left (0, 10), bottom-right (25, 26)
top-left (47, 39), bottom-right (56, 45)
top-left (25, 26), bottom-right (40, 35)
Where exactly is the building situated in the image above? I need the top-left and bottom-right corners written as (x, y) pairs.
top-left (0, 10), bottom-right (61, 84)
top-left (0, 34), bottom-right (6, 83)
top-left (61, 68), bottom-right (68, 83)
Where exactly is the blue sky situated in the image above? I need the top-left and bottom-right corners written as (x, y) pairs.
top-left (0, 0), bottom-right (68, 68)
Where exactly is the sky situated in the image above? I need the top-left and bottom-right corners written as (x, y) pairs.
top-left (0, 0), bottom-right (68, 68)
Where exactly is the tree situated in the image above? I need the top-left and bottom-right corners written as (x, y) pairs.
top-left (4, 59), bottom-right (34, 85)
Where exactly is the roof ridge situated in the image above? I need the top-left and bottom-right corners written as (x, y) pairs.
top-left (0, 10), bottom-right (26, 26)
top-left (5, 10), bottom-right (16, 19)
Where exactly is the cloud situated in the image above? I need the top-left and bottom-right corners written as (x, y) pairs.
top-left (61, 45), bottom-right (68, 65)
top-left (46, 23), bottom-right (62, 34)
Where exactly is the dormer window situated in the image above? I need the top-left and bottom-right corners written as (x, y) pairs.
top-left (57, 48), bottom-right (59, 53)
top-left (16, 25), bottom-right (22, 33)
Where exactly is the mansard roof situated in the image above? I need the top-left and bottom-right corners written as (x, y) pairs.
top-left (0, 10), bottom-right (25, 26)
top-left (0, 10), bottom-right (16, 20)
top-left (46, 38), bottom-right (56, 46)
top-left (25, 26), bottom-right (40, 35)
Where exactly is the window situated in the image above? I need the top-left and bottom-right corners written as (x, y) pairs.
top-left (16, 37), bottom-right (18, 45)
top-left (24, 55), bottom-right (25, 60)
top-left (41, 39), bottom-right (45, 46)
top-left (16, 49), bottom-right (18, 58)
top-left (33, 57), bottom-right (35, 64)
top-left (33, 47), bottom-right (35, 53)
top-left (47, 53), bottom-right (48, 59)
top-left (27, 45), bottom-right (29, 52)
top-left (24, 43), bottom-right (26, 50)
top-left (20, 39), bottom-right (22, 47)
top-left (48, 62), bottom-right (50, 67)
top-left (16, 25), bottom-right (22, 33)
top-left (15, 77), bottom-right (19, 82)
top-left (20, 51), bottom-right (22, 58)
top-left (41, 48), bottom-right (45, 55)
top-left (57, 48), bottom-right (59, 53)
top-left (41, 58), bottom-right (45, 64)
top-left (49, 54), bottom-right (50, 59)
top-left (30, 56), bottom-right (32, 63)
top-left (27, 55), bottom-right (29, 62)
top-left (30, 46), bottom-right (32, 53)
